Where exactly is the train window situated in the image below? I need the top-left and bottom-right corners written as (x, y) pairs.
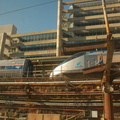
top-left (87, 60), bottom-right (90, 67)
top-left (5, 65), bottom-right (23, 69)
top-left (0, 66), bottom-right (5, 69)
top-left (6, 66), bottom-right (13, 69)
top-left (13, 65), bottom-right (23, 69)
top-left (62, 52), bottom-right (85, 64)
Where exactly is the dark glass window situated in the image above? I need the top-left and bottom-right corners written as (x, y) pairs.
top-left (5, 65), bottom-right (23, 69)
top-left (20, 33), bottom-right (57, 42)
top-left (0, 66), bottom-right (5, 69)
top-left (61, 52), bottom-right (85, 64)
top-left (6, 66), bottom-right (13, 69)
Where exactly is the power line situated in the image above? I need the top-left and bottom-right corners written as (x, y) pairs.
top-left (0, 0), bottom-right (57, 16)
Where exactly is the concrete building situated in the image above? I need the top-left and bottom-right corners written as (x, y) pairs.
top-left (0, 0), bottom-right (119, 77)
top-left (57, 0), bottom-right (120, 55)
top-left (0, 25), bottom-right (17, 59)
top-left (0, 27), bottom-right (57, 59)
top-left (10, 29), bottom-right (57, 59)
top-left (0, 24), bottom-right (17, 35)
top-left (0, 1), bottom-right (120, 119)
top-left (0, 0), bottom-right (120, 60)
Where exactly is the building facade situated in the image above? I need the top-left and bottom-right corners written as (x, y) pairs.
top-left (57, 0), bottom-right (120, 55)
top-left (10, 29), bottom-right (57, 59)
top-left (0, 25), bottom-right (17, 59)
top-left (0, 0), bottom-right (120, 59)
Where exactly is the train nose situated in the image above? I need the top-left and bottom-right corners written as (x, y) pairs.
top-left (49, 72), bottom-right (54, 78)
top-left (49, 73), bottom-right (52, 78)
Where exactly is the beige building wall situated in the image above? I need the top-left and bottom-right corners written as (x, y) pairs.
top-left (0, 24), bottom-right (17, 35)
top-left (61, 0), bottom-right (120, 51)
top-left (0, 26), bottom-right (57, 59)
top-left (0, 24), bottom-right (17, 59)
top-left (9, 29), bottom-right (57, 58)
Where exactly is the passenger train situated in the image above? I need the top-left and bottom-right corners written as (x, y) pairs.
top-left (0, 59), bottom-right (33, 77)
top-left (1, 51), bottom-right (120, 78)
top-left (50, 51), bottom-right (120, 78)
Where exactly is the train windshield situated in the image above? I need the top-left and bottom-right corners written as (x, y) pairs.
top-left (61, 52), bottom-right (86, 64)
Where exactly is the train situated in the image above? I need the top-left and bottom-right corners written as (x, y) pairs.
top-left (0, 59), bottom-right (33, 77)
top-left (50, 50), bottom-right (120, 78)
top-left (1, 50), bottom-right (120, 78)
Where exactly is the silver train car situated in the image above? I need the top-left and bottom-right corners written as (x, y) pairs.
top-left (50, 51), bottom-right (120, 78)
top-left (0, 59), bottom-right (33, 77)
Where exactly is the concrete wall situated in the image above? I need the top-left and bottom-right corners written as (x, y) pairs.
top-left (0, 24), bottom-right (17, 59)
top-left (0, 24), bottom-right (17, 35)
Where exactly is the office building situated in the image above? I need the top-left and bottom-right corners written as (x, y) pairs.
top-left (0, 0), bottom-right (120, 59)
top-left (57, 0), bottom-right (120, 55)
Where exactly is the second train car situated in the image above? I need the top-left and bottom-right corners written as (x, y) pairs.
top-left (0, 59), bottom-right (33, 77)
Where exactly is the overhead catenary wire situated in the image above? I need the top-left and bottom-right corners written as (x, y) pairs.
top-left (0, 0), bottom-right (57, 16)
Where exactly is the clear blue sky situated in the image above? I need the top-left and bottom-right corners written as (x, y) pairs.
top-left (0, 0), bottom-right (70, 34)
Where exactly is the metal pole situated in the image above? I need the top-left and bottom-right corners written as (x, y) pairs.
top-left (102, 0), bottom-right (112, 40)
top-left (103, 46), bottom-right (115, 120)
top-left (104, 93), bottom-right (114, 120)
top-left (101, 0), bottom-right (114, 120)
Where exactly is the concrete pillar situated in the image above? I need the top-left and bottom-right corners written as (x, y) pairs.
top-left (0, 33), bottom-right (7, 59)
top-left (56, 0), bottom-right (63, 56)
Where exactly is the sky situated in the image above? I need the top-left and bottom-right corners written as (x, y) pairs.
top-left (0, 0), bottom-right (70, 34)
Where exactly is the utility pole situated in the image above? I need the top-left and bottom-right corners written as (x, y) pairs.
top-left (102, 0), bottom-right (114, 120)
top-left (57, 0), bottom-right (63, 56)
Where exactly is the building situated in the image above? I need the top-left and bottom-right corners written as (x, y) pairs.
top-left (0, 1), bottom-right (120, 119)
top-left (10, 29), bottom-right (57, 59)
top-left (0, 25), bottom-right (17, 59)
top-left (0, 0), bottom-right (120, 60)
top-left (57, 0), bottom-right (120, 55)
top-left (0, 0), bottom-right (119, 77)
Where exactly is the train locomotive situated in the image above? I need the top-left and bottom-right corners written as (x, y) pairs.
top-left (0, 59), bottom-right (33, 77)
top-left (50, 51), bottom-right (120, 78)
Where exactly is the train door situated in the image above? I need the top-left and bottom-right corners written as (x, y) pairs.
top-left (84, 55), bottom-right (98, 68)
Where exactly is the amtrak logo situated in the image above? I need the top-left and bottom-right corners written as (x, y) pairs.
top-left (76, 62), bottom-right (81, 66)
top-left (75, 62), bottom-right (83, 68)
